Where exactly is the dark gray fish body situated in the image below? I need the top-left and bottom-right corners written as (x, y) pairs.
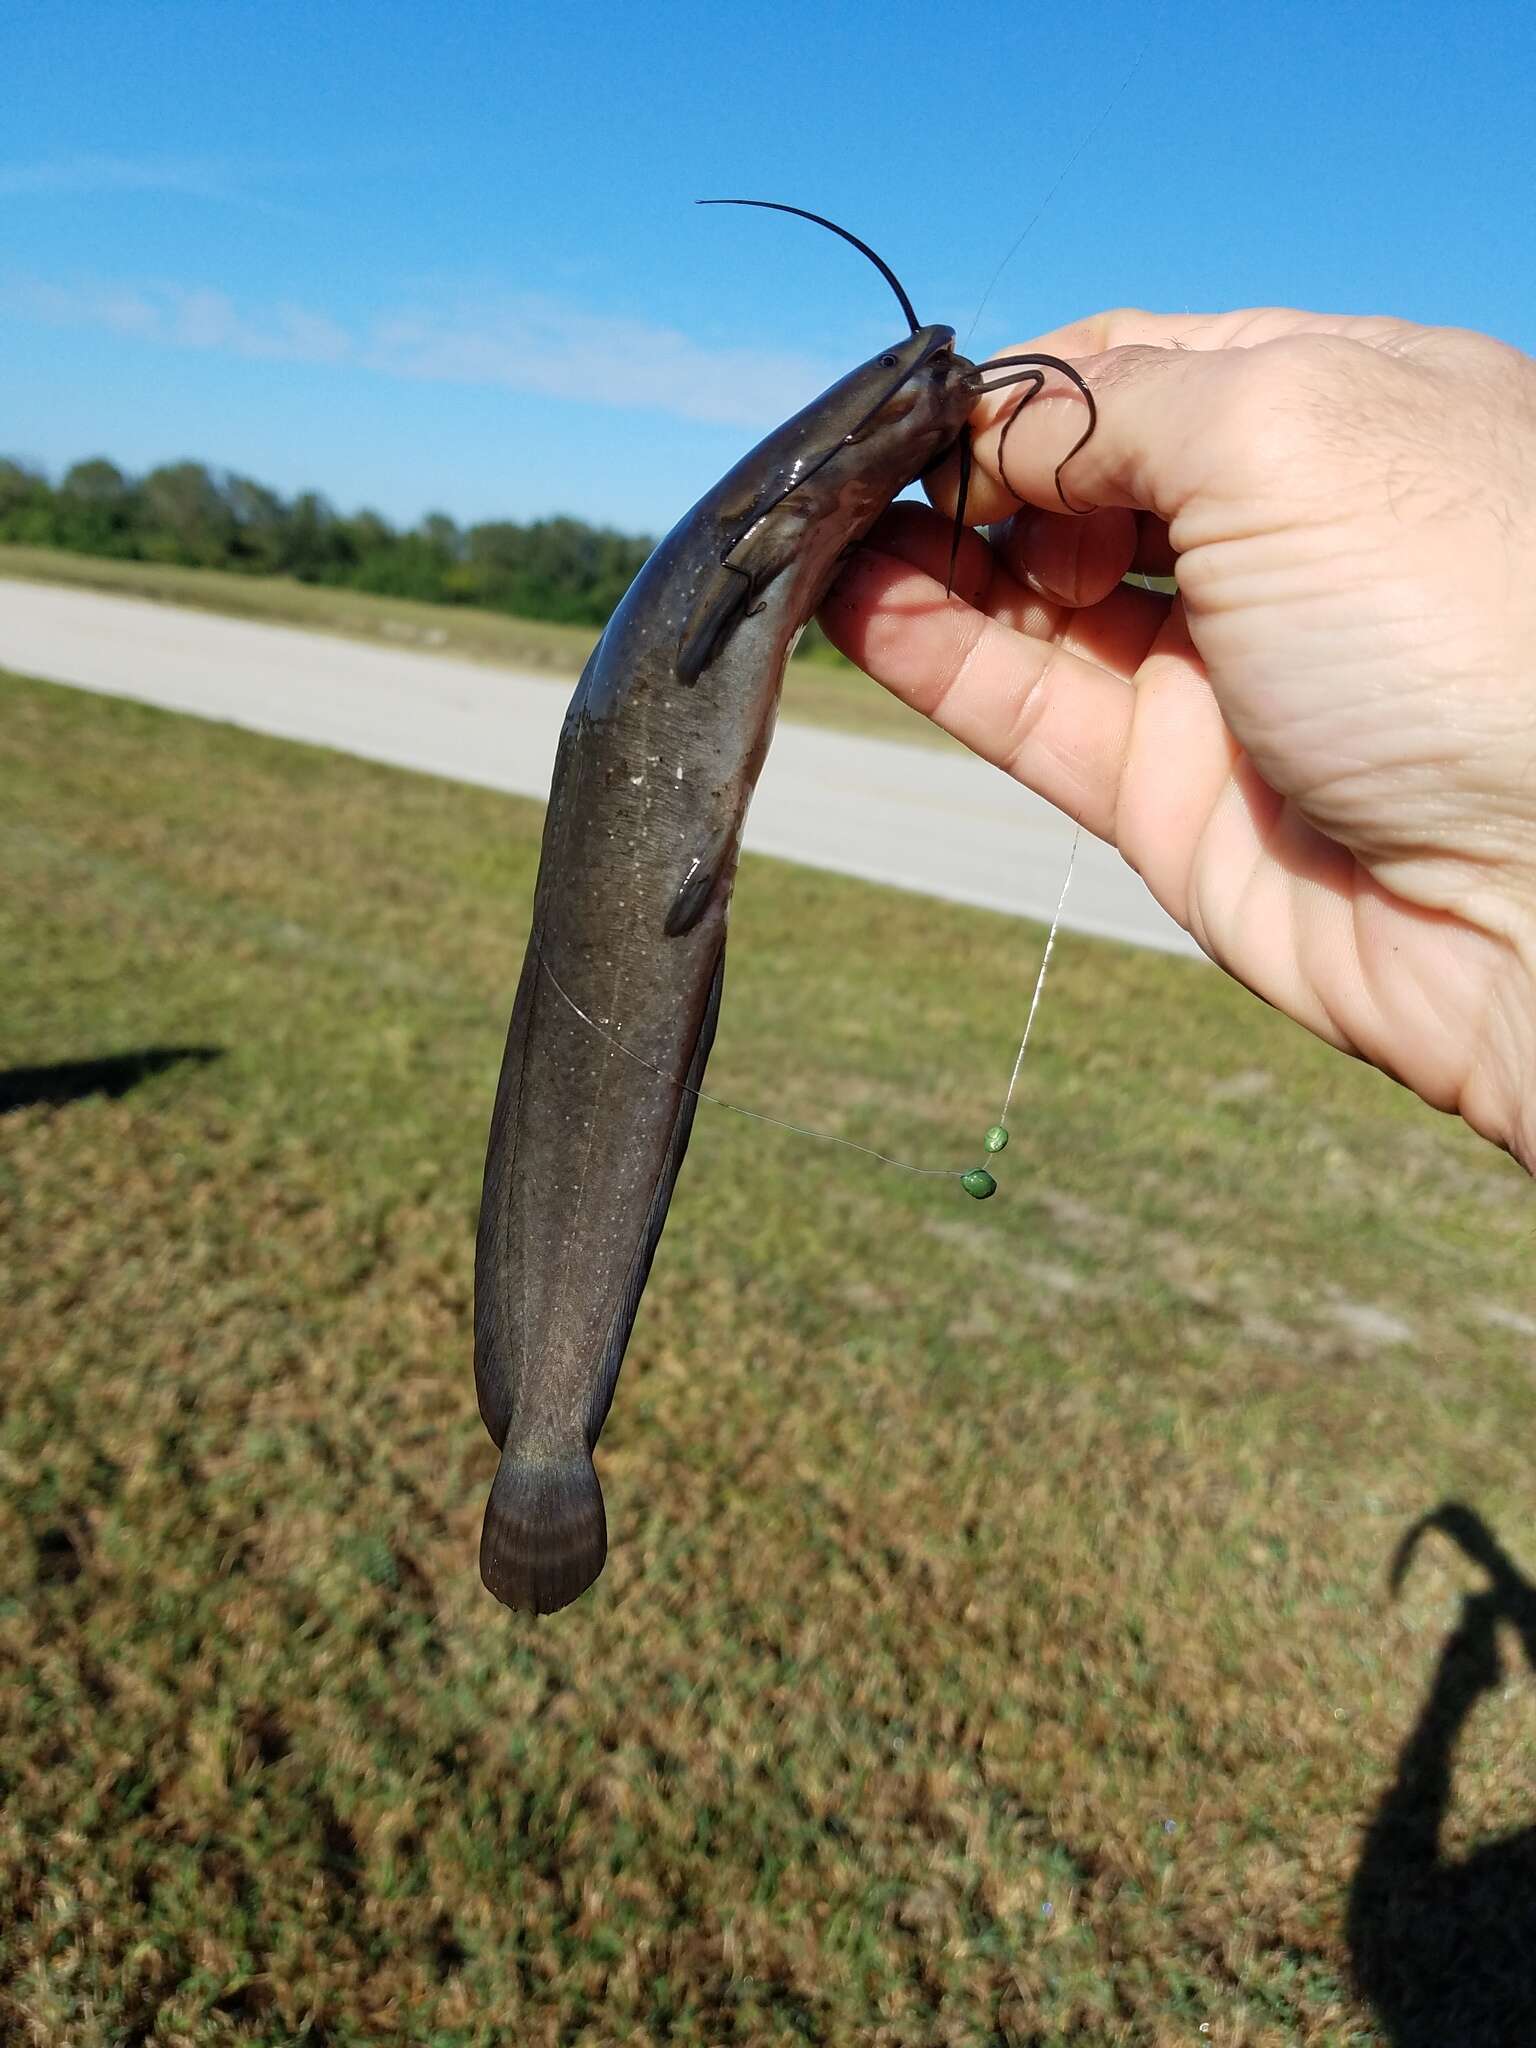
top-left (475, 323), bottom-right (976, 1613)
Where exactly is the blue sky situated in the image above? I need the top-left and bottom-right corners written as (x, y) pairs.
top-left (3, 0), bottom-right (1532, 539)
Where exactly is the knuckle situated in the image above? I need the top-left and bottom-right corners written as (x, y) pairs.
top-left (1193, 335), bottom-right (1394, 501)
top-left (994, 642), bottom-right (1059, 776)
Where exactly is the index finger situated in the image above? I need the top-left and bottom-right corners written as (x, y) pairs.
top-left (939, 306), bottom-right (1431, 526)
top-left (995, 306), bottom-right (1420, 359)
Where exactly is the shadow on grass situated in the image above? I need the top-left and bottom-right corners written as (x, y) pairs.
top-left (1348, 1503), bottom-right (1536, 2046)
top-left (0, 1046), bottom-right (222, 1115)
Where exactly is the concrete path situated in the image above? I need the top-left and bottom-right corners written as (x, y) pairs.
top-left (0, 578), bottom-right (1200, 957)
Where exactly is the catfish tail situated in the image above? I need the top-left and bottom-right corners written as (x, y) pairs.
top-left (480, 1447), bottom-right (607, 1616)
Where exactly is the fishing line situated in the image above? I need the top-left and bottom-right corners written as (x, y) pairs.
top-left (534, 943), bottom-right (960, 1178)
top-left (998, 825), bottom-right (1078, 1128)
top-left (962, 35), bottom-right (1154, 352)
top-left (533, 824), bottom-right (1081, 1199)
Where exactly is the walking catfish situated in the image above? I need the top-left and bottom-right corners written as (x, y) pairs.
top-left (473, 205), bottom-right (1096, 1613)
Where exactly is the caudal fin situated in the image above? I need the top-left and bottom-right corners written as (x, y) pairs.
top-left (480, 1449), bottom-right (607, 1615)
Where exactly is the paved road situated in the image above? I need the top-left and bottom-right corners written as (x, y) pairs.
top-left (0, 578), bottom-right (1200, 957)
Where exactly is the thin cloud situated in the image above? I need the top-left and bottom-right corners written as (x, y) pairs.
top-left (3, 278), bottom-right (351, 364)
top-left (368, 293), bottom-right (836, 426)
top-left (3, 274), bottom-right (839, 427)
top-left (0, 154), bottom-right (307, 217)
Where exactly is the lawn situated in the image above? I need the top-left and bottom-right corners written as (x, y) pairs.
top-left (1, 667), bottom-right (1533, 2046)
top-left (0, 544), bottom-right (944, 750)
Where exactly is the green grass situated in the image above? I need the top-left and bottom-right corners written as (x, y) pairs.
top-left (2, 668), bottom-right (1534, 2046)
top-left (0, 543), bottom-right (951, 749)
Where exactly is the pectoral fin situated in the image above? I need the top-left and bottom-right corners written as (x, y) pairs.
top-left (677, 564), bottom-right (753, 685)
top-left (677, 504), bottom-right (809, 683)
top-left (665, 817), bottom-right (740, 937)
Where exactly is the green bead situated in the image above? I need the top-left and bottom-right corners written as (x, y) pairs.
top-left (961, 1166), bottom-right (997, 1200)
top-left (983, 1124), bottom-right (1009, 1154)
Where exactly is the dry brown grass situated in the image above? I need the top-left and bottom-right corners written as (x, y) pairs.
top-left (2, 668), bottom-right (1534, 2045)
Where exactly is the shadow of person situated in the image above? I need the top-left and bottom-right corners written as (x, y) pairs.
top-left (0, 1046), bottom-right (222, 1115)
top-left (1348, 1502), bottom-right (1536, 2046)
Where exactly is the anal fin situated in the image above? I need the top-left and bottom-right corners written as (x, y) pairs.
top-left (584, 943), bottom-right (725, 1446)
top-left (477, 945), bottom-right (728, 1617)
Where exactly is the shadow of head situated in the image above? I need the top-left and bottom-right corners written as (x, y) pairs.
top-left (1349, 1502), bottom-right (1536, 2046)
top-left (0, 1046), bottom-right (223, 1115)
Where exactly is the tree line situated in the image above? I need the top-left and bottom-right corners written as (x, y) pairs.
top-left (0, 455), bottom-right (657, 629)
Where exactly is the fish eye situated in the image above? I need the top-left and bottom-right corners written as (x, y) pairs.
top-left (880, 353), bottom-right (899, 368)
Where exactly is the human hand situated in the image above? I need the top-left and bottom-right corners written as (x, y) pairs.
top-left (821, 310), bottom-right (1536, 1172)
